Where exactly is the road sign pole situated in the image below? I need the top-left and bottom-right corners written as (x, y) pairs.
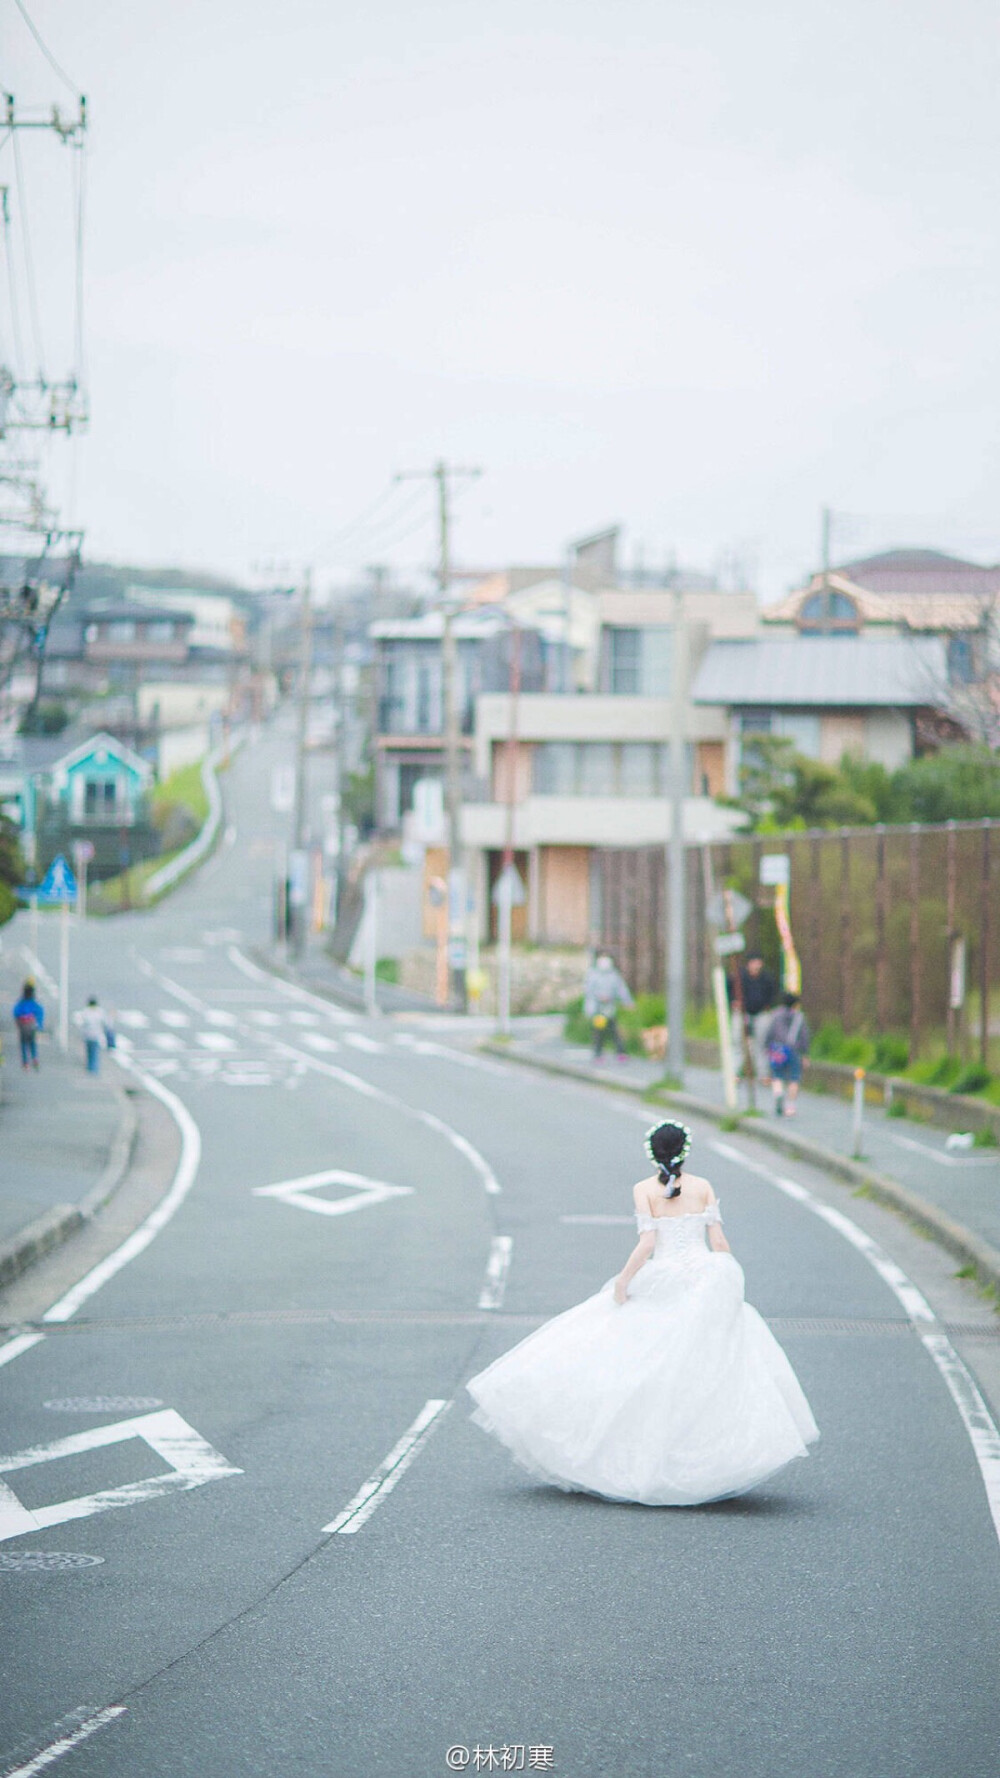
top-left (364, 871), bottom-right (378, 1018)
top-left (497, 881), bottom-right (512, 1036)
top-left (712, 963), bottom-right (738, 1111)
top-left (58, 899), bottom-right (70, 1051)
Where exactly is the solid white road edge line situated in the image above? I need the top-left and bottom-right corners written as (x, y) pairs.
top-left (41, 1057), bottom-right (202, 1324)
top-left (709, 1136), bottom-right (1000, 1549)
top-left (1, 1705), bottom-right (126, 1778)
top-left (226, 944), bottom-right (355, 1022)
top-left (478, 1236), bottom-right (513, 1310)
top-left (322, 1399), bottom-right (451, 1535)
top-left (0, 1334), bottom-right (45, 1370)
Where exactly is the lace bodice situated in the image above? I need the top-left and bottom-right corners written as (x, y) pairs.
top-left (633, 1204), bottom-right (723, 1277)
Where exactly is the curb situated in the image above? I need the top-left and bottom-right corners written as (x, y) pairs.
top-left (484, 1043), bottom-right (1000, 1301)
top-left (0, 1080), bottom-right (139, 1289)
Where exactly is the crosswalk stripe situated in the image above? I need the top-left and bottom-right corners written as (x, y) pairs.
top-left (300, 1032), bottom-right (340, 1052)
top-left (246, 1010), bottom-right (282, 1027)
top-left (159, 1010), bottom-right (190, 1028)
top-left (149, 1032), bottom-right (185, 1051)
top-left (286, 1010), bottom-right (320, 1026)
top-left (344, 1032), bottom-right (385, 1054)
top-left (204, 1009), bottom-right (238, 1028)
top-left (117, 1010), bottom-right (150, 1029)
top-left (195, 1032), bottom-right (238, 1052)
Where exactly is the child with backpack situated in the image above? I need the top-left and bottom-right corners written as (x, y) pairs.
top-left (12, 979), bottom-right (45, 1071)
top-left (765, 992), bottom-right (810, 1117)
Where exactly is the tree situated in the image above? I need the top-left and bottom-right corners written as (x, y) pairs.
top-left (736, 736), bottom-right (878, 829)
top-left (0, 813), bottom-right (25, 926)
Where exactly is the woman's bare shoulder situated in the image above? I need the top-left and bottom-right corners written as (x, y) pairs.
top-left (632, 1173), bottom-right (660, 1208)
top-left (681, 1171), bottom-right (716, 1204)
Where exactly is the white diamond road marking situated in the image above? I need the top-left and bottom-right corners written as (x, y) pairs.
top-left (300, 1032), bottom-right (340, 1052)
top-left (344, 1032), bottom-right (384, 1054)
top-left (0, 1410), bottom-right (242, 1543)
top-left (117, 1010), bottom-right (149, 1029)
top-left (159, 1010), bottom-right (190, 1028)
top-left (253, 1169), bottom-right (414, 1219)
top-left (195, 1032), bottom-right (238, 1051)
top-left (149, 1033), bottom-right (185, 1051)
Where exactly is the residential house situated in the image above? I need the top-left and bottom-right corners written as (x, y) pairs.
top-left (372, 578), bottom-right (757, 948)
top-left (687, 547), bottom-right (1000, 785)
top-left (0, 730), bottom-right (158, 881)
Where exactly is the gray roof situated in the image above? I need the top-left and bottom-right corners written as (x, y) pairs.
top-left (835, 549), bottom-right (1000, 597)
top-left (692, 635), bottom-right (949, 709)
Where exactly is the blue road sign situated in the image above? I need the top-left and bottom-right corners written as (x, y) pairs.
top-left (37, 853), bottom-right (78, 903)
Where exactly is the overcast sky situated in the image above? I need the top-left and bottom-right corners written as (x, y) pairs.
top-left (2, 0), bottom-right (999, 598)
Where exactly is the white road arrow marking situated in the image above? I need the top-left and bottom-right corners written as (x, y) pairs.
top-left (252, 1168), bottom-right (414, 1218)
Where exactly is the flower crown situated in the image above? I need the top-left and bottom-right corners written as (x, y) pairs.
top-left (644, 1120), bottom-right (692, 1173)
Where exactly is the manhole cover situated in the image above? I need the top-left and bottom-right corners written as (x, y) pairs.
top-left (43, 1397), bottom-right (164, 1412)
top-left (0, 1551), bottom-right (105, 1571)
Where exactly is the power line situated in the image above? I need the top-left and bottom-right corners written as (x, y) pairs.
top-left (11, 0), bottom-right (82, 98)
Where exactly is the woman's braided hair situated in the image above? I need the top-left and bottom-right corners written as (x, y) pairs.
top-left (644, 1121), bottom-right (693, 1199)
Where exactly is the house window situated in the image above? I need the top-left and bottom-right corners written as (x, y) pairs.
top-left (607, 629), bottom-right (641, 694)
top-left (84, 779), bottom-right (118, 818)
top-left (619, 743), bottom-right (658, 796)
top-left (798, 592), bottom-right (860, 632)
top-left (533, 743), bottom-right (577, 794)
top-left (107, 621), bottom-right (136, 643)
top-left (577, 744), bottom-right (615, 795)
top-left (948, 633), bottom-right (975, 684)
top-left (146, 621), bottom-right (175, 643)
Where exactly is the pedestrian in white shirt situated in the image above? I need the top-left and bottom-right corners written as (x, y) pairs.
top-left (75, 997), bottom-right (107, 1075)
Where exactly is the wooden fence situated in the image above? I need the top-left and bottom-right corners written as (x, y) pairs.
top-left (595, 819), bottom-right (999, 1063)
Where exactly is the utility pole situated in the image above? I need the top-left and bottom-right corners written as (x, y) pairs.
top-left (666, 585), bottom-right (688, 1081)
top-left (395, 460), bottom-right (482, 1006)
top-left (291, 566), bottom-right (313, 958)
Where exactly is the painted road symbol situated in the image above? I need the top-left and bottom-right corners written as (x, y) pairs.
top-left (252, 1168), bottom-right (414, 1218)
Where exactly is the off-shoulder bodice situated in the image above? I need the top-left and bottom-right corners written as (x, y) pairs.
top-left (635, 1204), bottom-right (722, 1233)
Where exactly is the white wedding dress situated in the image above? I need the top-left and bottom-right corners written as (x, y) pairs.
top-left (468, 1205), bottom-right (819, 1506)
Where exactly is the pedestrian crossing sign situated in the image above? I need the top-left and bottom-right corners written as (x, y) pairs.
top-left (37, 853), bottom-right (78, 903)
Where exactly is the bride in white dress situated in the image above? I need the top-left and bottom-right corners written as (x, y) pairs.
top-left (467, 1120), bottom-right (819, 1506)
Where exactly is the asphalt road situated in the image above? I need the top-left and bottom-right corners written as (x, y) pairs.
top-left (2, 722), bottom-right (998, 1778)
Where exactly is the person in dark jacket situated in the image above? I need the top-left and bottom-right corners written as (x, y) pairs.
top-left (765, 993), bottom-right (811, 1116)
top-left (12, 979), bottom-right (45, 1070)
top-left (728, 954), bottom-right (777, 1082)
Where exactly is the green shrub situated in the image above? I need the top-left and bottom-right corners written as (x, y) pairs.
top-left (375, 957), bottom-right (399, 984)
top-left (873, 1034), bottom-right (910, 1074)
top-left (811, 1020), bottom-right (847, 1061)
top-left (886, 1097), bottom-right (907, 1118)
top-left (973, 1126), bottom-right (999, 1148)
top-left (951, 1063), bottom-right (993, 1096)
top-left (563, 995), bottom-right (591, 1046)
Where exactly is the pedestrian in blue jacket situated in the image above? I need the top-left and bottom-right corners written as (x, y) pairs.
top-left (12, 979), bottom-right (45, 1070)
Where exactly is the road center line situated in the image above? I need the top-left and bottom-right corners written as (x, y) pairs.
top-left (322, 1399), bottom-right (451, 1534)
top-left (478, 1236), bottom-right (513, 1310)
top-left (708, 1136), bottom-right (1000, 1549)
top-left (1, 1705), bottom-right (127, 1778)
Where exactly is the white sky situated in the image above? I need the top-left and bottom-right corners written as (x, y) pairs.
top-left (2, 0), bottom-right (999, 597)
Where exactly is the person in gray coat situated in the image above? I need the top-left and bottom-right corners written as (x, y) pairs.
top-left (583, 954), bottom-right (634, 1061)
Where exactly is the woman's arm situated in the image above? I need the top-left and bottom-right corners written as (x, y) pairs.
top-left (708, 1222), bottom-right (732, 1254)
top-left (614, 1232), bottom-right (656, 1303)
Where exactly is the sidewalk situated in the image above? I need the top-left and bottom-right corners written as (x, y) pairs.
top-left (494, 1022), bottom-right (1000, 1287)
top-left (0, 985), bottom-right (135, 1287)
